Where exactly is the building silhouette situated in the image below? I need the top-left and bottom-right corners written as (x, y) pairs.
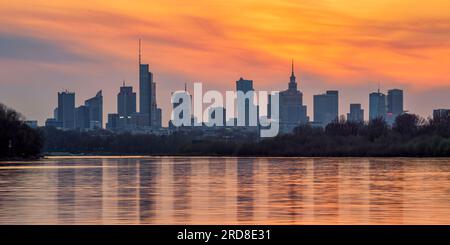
top-left (236, 77), bottom-right (255, 126)
top-left (347, 103), bottom-right (364, 122)
top-left (46, 90), bottom-right (102, 130)
top-left (278, 61), bottom-right (308, 133)
top-left (84, 90), bottom-right (103, 129)
top-left (313, 90), bottom-right (339, 127)
top-left (75, 105), bottom-right (90, 129)
top-left (57, 91), bottom-right (75, 129)
top-left (118, 82), bottom-right (137, 117)
top-left (369, 90), bottom-right (387, 121)
top-left (138, 39), bottom-right (162, 128)
top-left (73, 90), bottom-right (103, 130)
top-left (387, 89), bottom-right (403, 125)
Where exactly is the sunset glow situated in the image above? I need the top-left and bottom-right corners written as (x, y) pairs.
top-left (1, 0), bottom-right (449, 123)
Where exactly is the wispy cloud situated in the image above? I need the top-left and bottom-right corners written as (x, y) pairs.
top-left (0, 33), bottom-right (95, 63)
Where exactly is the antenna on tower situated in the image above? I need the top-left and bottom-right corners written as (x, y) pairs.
top-left (139, 38), bottom-right (141, 65)
top-left (184, 83), bottom-right (187, 92)
top-left (291, 59), bottom-right (294, 75)
top-left (378, 81), bottom-right (381, 93)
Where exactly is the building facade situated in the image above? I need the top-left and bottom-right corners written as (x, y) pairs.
top-left (313, 90), bottom-right (339, 127)
top-left (347, 103), bottom-right (364, 122)
top-left (387, 89), bottom-right (403, 125)
top-left (118, 83), bottom-right (136, 117)
top-left (369, 91), bottom-right (387, 121)
top-left (278, 61), bottom-right (308, 133)
top-left (139, 41), bottom-right (162, 128)
top-left (57, 91), bottom-right (75, 129)
top-left (84, 90), bottom-right (103, 129)
top-left (236, 77), bottom-right (255, 126)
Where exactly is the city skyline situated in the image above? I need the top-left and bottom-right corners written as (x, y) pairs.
top-left (1, 1), bottom-right (450, 125)
top-left (7, 57), bottom-right (449, 129)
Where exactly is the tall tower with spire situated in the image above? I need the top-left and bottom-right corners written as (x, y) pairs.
top-left (278, 59), bottom-right (308, 133)
top-left (289, 59), bottom-right (297, 90)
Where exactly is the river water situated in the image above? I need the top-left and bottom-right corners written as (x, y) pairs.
top-left (0, 156), bottom-right (449, 224)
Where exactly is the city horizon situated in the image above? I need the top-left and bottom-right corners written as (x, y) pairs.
top-left (2, 57), bottom-right (447, 128)
top-left (1, 1), bottom-right (450, 126)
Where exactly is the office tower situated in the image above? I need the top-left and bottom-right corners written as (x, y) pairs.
top-left (347, 103), bottom-right (364, 122)
top-left (139, 61), bottom-right (152, 124)
top-left (57, 91), bottom-right (75, 129)
top-left (53, 107), bottom-right (59, 121)
top-left (387, 89), bottom-right (403, 125)
top-left (433, 109), bottom-right (450, 120)
top-left (236, 77), bottom-right (254, 126)
top-left (138, 39), bottom-right (161, 128)
top-left (313, 90), bottom-right (339, 127)
top-left (369, 90), bottom-right (387, 121)
top-left (117, 82), bottom-right (137, 117)
top-left (278, 60), bottom-right (308, 133)
top-left (106, 113), bottom-right (119, 130)
top-left (75, 105), bottom-right (90, 129)
top-left (85, 90), bottom-right (103, 129)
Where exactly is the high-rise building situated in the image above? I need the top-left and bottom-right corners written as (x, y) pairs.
top-left (57, 91), bottom-right (75, 129)
top-left (106, 113), bottom-right (119, 130)
top-left (139, 62), bottom-right (152, 121)
top-left (313, 90), bottom-right (339, 127)
top-left (53, 107), bottom-right (59, 121)
top-left (75, 105), bottom-right (90, 129)
top-left (85, 90), bottom-right (103, 129)
top-left (387, 89), bottom-right (403, 125)
top-left (117, 82), bottom-right (136, 117)
top-left (347, 103), bottom-right (364, 122)
top-left (236, 77), bottom-right (255, 126)
top-left (369, 90), bottom-right (387, 121)
top-left (278, 60), bottom-right (308, 133)
top-left (138, 39), bottom-right (161, 128)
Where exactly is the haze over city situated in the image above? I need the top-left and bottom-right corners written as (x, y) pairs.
top-left (1, 0), bottom-right (449, 125)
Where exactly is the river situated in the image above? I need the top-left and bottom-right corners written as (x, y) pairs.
top-left (0, 156), bottom-right (449, 224)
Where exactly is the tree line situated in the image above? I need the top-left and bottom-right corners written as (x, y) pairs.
top-left (1, 102), bottom-right (449, 158)
top-left (42, 113), bottom-right (450, 157)
top-left (0, 104), bottom-right (43, 159)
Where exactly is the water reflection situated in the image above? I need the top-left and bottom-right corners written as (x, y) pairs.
top-left (0, 157), bottom-right (449, 224)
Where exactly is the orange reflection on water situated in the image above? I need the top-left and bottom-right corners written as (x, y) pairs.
top-left (0, 157), bottom-right (449, 224)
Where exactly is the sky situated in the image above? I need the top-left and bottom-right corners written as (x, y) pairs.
top-left (0, 0), bottom-right (449, 126)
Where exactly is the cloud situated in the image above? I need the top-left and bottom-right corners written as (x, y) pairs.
top-left (0, 33), bottom-right (95, 63)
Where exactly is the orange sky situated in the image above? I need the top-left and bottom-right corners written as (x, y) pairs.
top-left (0, 0), bottom-right (449, 124)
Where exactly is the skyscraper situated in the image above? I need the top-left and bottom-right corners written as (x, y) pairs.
top-left (347, 103), bottom-right (364, 122)
top-left (369, 90), bottom-right (387, 121)
top-left (84, 90), bottom-right (103, 129)
top-left (57, 91), bottom-right (75, 129)
top-left (236, 77), bottom-right (255, 126)
top-left (278, 60), bottom-right (308, 133)
top-left (387, 89), bottom-right (403, 125)
top-left (117, 82), bottom-right (136, 117)
top-left (313, 90), bottom-right (339, 127)
top-left (138, 39), bottom-right (161, 128)
top-left (75, 105), bottom-right (90, 129)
